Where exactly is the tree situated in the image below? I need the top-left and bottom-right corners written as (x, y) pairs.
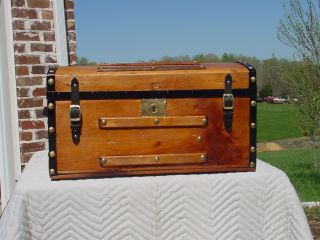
top-left (221, 53), bottom-right (237, 62)
top-left (259, 84), bottom-right (273, 97)
top-left (193, 53), bottom-right (220, 63)
top-left (278, 0), bottom-right (320, 62)
top-left (278, 0), bottom-right (320, 169)
top-left (77, 57), bottom-right (97, 65)
top-left (261, 56), bottom-right (279, 95)
top-left (159, 55), bottom-right (192, 63)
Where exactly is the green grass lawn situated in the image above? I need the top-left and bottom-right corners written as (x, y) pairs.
top-left (258, 148), bottom-right (320, 202)
top-left (257, 103), bottom-right (303, 142)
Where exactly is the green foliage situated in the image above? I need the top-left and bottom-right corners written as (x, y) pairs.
top-left (160, 55), bottom-right (192, 63)
top-left (279, 60), bottom-right (320, 169)
top-left (278, 0), bottom-right (320, 62)
top-left (257, 103), bottom-right (303, 142)
top-left (193, 53), bottom-right (220, 63)
top-left (77, 57), bottom-right (97, 65)
top-left (278, 0), bottom-right (320, 169)
top-left (259, 84), bottom-right (273, 97)
top-left (258, 148), bottom-right (320, 201)
top-left (280, 60), bottom-right (320, 138)
top-left (221, 53), bottom-right (237, 62)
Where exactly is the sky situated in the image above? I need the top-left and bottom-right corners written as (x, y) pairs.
top-left (74, 0), bottom-right (294, 63)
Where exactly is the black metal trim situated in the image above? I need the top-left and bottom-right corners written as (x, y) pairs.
top-left (47, 66), bottom-right (57, 176)
top-left (237, 61), bottom-right (257, 168)
top-left (46, 66), bottom-right (57, 92)
top-left (47, 89), bottom-right (255, 101)
top-left (236, 61), bottom-right (257, 90)
top-left (47, 99), bottom-right (57, 176)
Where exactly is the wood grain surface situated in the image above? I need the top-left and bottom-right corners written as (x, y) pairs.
top-left (54, 63), bottom-right (249, 92)
top-left (54, 97), bottom-right (251, 178)
top-left (98, 153), bottom-right (207, 167)
top-left (98, 116), bottom-right (207, 128)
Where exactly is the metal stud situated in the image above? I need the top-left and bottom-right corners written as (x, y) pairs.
top-left (197, 136), bottom-right (202, 143)
top-left (250, 146), bottom-right (256, 153)
top-left (202, 117), bottom-right (208, 126)
top-left (49, 151), bottom-right (56, 157)
top-left (48, 127), bottom-right (55, 133)
top-left (200, 154), bottom-right (207, 162)
top-left (99, 157), bottom-right (107, 166)
top-left (250, 76), bottom-right (256, 83)
top-left (101, 119), bottom-right (107, 126)
top-left (47, 78), bottom-right (54, 85)
top-left (154, 118), bottom-right (160, 125)
top-left (250, 162), bottom-right (256, 168)
top-left (154, 156), bottom-right (160, 162)
top-left (250, 123), bottom-right (256, 129)
top-left (48, 103), bottom-right (55, 110)
top-left (250, 101), bottom-right (257, 107)
top-left (49, 169), bottom-right (56, 175)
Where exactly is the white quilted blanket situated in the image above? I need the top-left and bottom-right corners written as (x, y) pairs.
top-left (0, 151), bottom-right (312, 240)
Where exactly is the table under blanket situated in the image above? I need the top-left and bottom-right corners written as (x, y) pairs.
top-left (0, 151), bottom-right (312, 240)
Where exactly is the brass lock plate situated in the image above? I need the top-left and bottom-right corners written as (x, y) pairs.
top-left (141, 99), bottom-right (167, 116)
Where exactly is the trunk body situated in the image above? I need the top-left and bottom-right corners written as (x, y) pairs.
top-left (46, 62), bottom-right (257, 180)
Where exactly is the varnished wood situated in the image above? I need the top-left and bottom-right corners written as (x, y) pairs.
top-left (52, 167), bottom-right (254, 180)
top-left (97, 62), bottom-right (206, 71)
top-left (98, 116), bottom-right (207, 128)
top-left (98, 153), bottom-right (207, 167)
top-left (51, 62), bottom-right (254, 179)
top-left (55, 63), bottom-right (249, 92)
top-left (98, 62), bottom-right (202, 66)
top-left (55, 98), bottom-right (250, 175)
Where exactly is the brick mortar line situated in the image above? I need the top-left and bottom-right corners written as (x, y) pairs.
top-left (20, 133), bottom-right (48, 142)
top-left (12, 7), bottom-right (53, 10)
top-left (17, 95), bottom-right (46, 100)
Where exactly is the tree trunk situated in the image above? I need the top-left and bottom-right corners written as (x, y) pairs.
top-left (312, 137), bottom-right (318, 170)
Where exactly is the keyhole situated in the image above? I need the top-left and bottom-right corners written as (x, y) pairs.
top-left (151, 104), bottom-right (158, 113)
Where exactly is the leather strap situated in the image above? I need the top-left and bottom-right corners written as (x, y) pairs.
top-left (71, 78), bottom-right (79, 105)
top-left (70, 78), bottom-right (81, 144)
top-left (223, 74), bottom-right (234, 133)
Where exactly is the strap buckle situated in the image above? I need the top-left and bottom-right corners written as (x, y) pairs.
top-left (223, 94), bottom-right (234, 110)
top-left (70, 104), bottom-right (81, 122)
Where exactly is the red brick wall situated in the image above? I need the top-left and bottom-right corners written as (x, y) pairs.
top-left (11, 0), bottom-right (76, 164)
top-left (65, 0), bottom-right (77, 65)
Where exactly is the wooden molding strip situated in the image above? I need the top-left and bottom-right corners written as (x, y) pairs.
top-left (98, 153), bottom-right (208, 167)
top-left (97, 62), bottom-right (206, 72)
top-left (98, 116), bottom-right (208, 129)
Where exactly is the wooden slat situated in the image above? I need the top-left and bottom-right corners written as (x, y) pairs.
top-left (98, 116), bottom-right (208, 129)
top-left (54, 63), bottom-right (249, 92)
top-left (97, 62), bottom-right (206, 71)
top-left (98, 153), bottom-right (207, 167)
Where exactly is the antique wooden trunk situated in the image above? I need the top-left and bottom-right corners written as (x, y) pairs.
top-left (46, 62), bottom-right (257, 180)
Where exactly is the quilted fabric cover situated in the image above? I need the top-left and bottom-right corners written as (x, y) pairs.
top-left (0, 151), bottom-right (312, 240)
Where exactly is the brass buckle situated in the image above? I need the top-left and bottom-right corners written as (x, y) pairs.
top-left (70, 104), bottom-right (81, 122)
top-left (223, 94), bottom-right (234, 110)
